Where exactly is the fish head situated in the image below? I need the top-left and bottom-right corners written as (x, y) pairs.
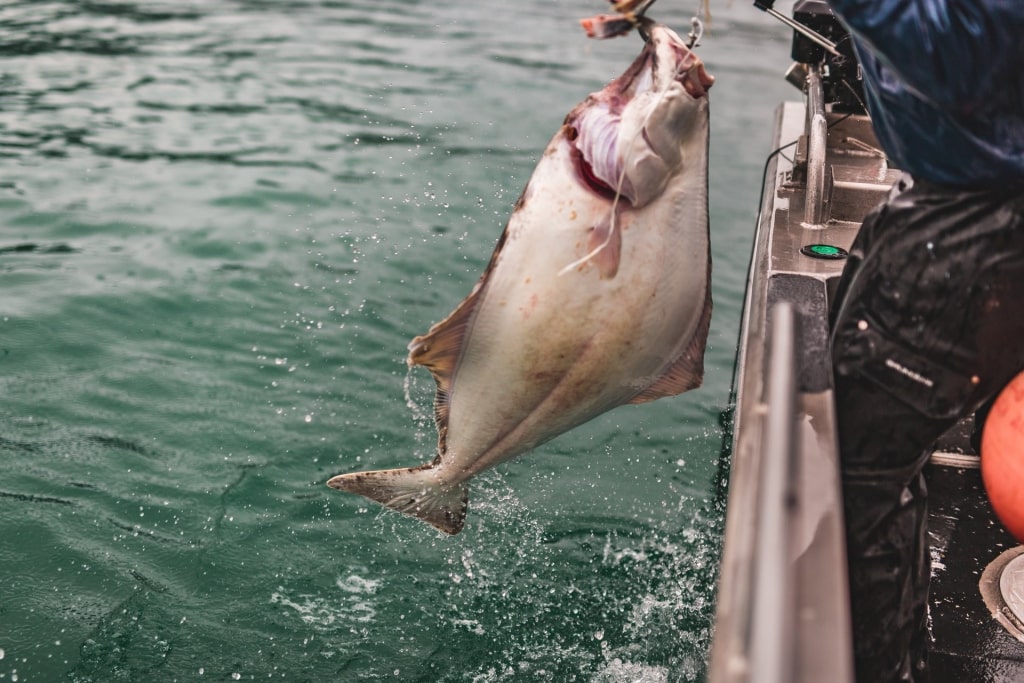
top-left (567, 22), bottom-right (714, 209)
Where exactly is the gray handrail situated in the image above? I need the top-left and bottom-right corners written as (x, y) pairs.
top-left (749, 301), bottom-right (799, 683)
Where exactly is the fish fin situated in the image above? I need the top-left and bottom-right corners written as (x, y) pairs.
top-left (629, 280), bottom-right (713, 404)
top-left (580, 14), bottom-right (635, 40)
top-left (407, 231), bottom-right (508, 444)
top-left (407, 287), bottom-right (480, 385)
top-left (327, 462), bottom-right (469, 535)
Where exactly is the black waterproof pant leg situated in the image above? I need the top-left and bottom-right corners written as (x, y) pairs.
top-left (830, 174), bottom-right (1024, 683)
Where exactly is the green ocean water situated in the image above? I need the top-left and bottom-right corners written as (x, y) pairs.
top-left (0, 1), bottom-right (793, 680)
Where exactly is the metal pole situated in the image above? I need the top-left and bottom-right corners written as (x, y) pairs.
top-left (804, 65), bottom-right (827, 227)
top-left (750, 301), bottom-right (798, 683)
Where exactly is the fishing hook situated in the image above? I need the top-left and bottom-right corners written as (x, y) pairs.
top-left (687, 17), bottom-right (704, 48)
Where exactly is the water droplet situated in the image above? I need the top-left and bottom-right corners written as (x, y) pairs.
top-left (304, 415), bottom-right (312, 423)
top-left (232, 673), bottom-right (241, 681)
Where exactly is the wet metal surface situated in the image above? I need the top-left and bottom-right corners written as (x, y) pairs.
top-left (1001, 554), bottom-right (1024, 627)
top-left (927, 462), bottom-right (1024, 681)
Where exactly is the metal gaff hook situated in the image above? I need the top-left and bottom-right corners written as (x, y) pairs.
top-left (687, 16), bottom-right (704, 48)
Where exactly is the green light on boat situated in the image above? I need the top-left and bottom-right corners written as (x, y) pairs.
top-left (801, 243), bottom-right (848, 260)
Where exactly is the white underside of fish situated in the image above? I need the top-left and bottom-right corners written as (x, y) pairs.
top-left (328, 21), bottom-right (713, 534)
top-left (441, 122), bottom-right (710, 478)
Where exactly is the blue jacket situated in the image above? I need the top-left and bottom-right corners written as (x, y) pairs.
top-left (828, 0), bottom-right (1024, 187)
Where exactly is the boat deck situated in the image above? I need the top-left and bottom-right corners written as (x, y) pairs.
top-left (929, 425), bottom-right (1024, 681)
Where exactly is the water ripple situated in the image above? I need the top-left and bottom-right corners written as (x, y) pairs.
top-left (0, 0), bottom-right (792, 680)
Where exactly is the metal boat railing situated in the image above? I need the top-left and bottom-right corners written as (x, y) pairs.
top-left (710, 85), bottom-right (882, 683)
top-left (709, 4), bottom-right (925, 682)
top-left (749, 301), bottom-right (798, 683)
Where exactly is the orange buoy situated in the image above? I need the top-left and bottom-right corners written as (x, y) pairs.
top-left (982, 372), bottom-right (1024, 543)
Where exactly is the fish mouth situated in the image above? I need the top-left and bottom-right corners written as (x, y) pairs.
top-left (566, 23), bottom-right (714, 207)
top-left (609, 23), bottom-right (714, 105)
top-left (644, 23), bottom-right (714, 99)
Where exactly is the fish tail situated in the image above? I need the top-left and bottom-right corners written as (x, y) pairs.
top-left (327, 464), bottom-right (468, 535)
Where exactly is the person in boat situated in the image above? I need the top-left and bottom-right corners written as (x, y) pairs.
top-left (819, 2), bottom-right (1024, 682)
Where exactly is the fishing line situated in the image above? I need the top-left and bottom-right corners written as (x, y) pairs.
top-left (754, 139), bottom-right (798, 230)
top-left (559, 18), bottom-right (705, 277)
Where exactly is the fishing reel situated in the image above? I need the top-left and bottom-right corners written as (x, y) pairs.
top-left (755, 0), bottom-right (866, 114)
